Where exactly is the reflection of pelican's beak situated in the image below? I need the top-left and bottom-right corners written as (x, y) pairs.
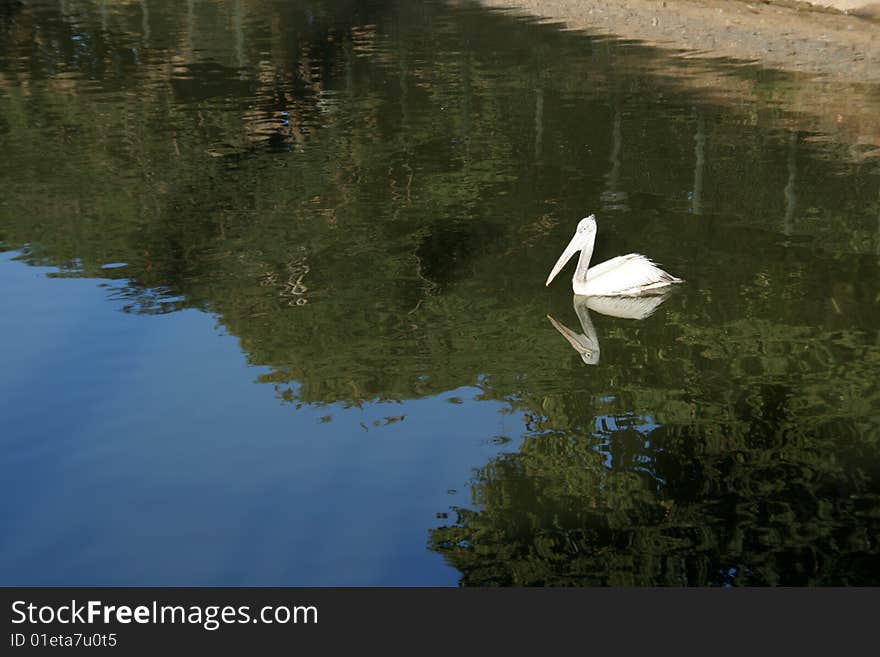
top-left (546, 314), bottom-right (599, 365)
top-left (545, 232), bottom-right (584, 286)
top-left (547, 314), bottom-right (584, 350)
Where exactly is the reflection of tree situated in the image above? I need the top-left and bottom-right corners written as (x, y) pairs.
top-left (692, 110), bottom-right (705, 215)
top-left (0, 1), bottom-right (878, 408)
top-left (430, 382), bottom-right (880, 586)
top-left (783, 130), bottom-right (798, 236)
top-left (0, 1), bottom-right (878, 406)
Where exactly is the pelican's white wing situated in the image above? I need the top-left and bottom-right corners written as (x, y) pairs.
top-left (582, 253), bottom-right (681, 296)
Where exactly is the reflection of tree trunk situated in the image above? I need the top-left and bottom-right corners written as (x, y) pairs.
top-left (461, 49), bottom-right (471, 141)
top-left (692, 111), bottom-right (705, 215)
top-left (608, 109), bottom-right (621, 188)
top-left (400, 40), bottom-right (413, 204)
top-left (141, 0), bottom-right (150, 46)
top-left (876, 188), bottom-right (880, 258)
top-left (396, 41), bottom-right (406, 129)
top-left (601, 105), bottom-right (628, 212)
top-left (875, 186), bottom-right (880, 258)
top-left (186, 0), bottom-right (195, 56)
top-left (99, 0), bottom-right (108, 34)
top-left (345, 35), bottom-right (354, 96)
top-left (783, 130), bottom-right (798, 236)
top-left (233, 0), bottom-right (246, 73)
top-left (534, 87), bottom-right (543, 161)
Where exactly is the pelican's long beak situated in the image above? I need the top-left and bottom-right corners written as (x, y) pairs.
top-left (545, 232), bottom-right (583, 286)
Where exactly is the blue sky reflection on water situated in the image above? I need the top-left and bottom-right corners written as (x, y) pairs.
top-left (0, 252), bottom-right (523, 585)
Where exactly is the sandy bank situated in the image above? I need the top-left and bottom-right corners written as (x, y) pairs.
top-left (478, 0), bottom-right (880, 82)
top-left (809, 0), bottom-right (879, 15)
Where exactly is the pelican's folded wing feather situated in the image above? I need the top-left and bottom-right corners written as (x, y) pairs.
top-left (585, 253), bottom-right (681, 296)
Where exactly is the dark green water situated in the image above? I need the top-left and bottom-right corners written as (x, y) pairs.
top-left (1, 0), bottom-right (879, 585)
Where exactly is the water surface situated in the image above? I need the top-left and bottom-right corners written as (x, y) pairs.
top-left (1, 0), bottom-right (879, 585)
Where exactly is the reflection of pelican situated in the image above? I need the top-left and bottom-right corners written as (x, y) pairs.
top-left (545, 215), bottom-right (682, 296)
top-left (547, 293), bottom-right (671, 365)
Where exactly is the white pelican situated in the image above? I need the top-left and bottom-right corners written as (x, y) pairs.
top-left (547, 293), bottom-right (671, 365)
top-left (545, 215), bottom-right (682, 296)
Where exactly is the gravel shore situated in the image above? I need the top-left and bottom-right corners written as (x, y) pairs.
top-left (479, 0), bottom-right (880, 82)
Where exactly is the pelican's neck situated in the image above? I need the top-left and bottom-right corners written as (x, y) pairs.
top-left (572, 233), bottom-right (595, 286)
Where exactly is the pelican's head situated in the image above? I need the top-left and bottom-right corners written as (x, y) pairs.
top-left (545, 215), bottom-right (597, 287)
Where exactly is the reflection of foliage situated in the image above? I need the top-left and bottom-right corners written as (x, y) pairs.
top-left (1, 0), bottom-right (880, 585)
top-left (430, 383), bottom-right (880, 586)
top-left (1, 0), bottom-right (877, 406)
